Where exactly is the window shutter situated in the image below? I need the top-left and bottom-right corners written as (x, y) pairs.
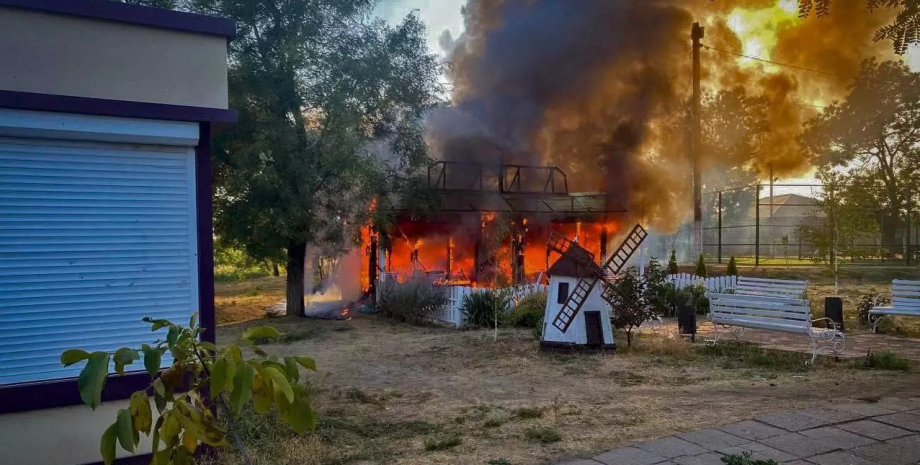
top-left (0, 138), bottom-right (198, 385)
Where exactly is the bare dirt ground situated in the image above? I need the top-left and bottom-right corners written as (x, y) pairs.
top-left (215, 313), bottom-right (920, 465)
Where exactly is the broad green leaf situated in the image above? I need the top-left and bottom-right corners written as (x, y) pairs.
top-left (166, 327), bottom-right (180, 346)
top-left (113, 348), bottom-right (139, 375)
top-left (100, 423), bottom-right (118, 465)
top-left (129, 392), bottom-right (152, 434)
top-left (151, 416), bottom-right (164, 457)
top-left (142, 345), bottom-right (162, 378)
top-left (210, 357), bottom-right (228, 399)
top-left (280, 395), bottom-right (316, 434)
top-left (78, 353), bottom-right (111, 409)
top-left (253, 385), bottom-right (273, 414)
top-left (174, 411), bottom-right (200, 435)
top-left (144, 317), bottom-right (171, 331)
top-left (160, 414), bottom-right (181, 446)
top-left (61, 349), bottom-right (91, 367)
top-left (227, 345), bottom-right (243, 363)
top-left (293, 356), bottom-right (318, 371)
top-left (189, 311), bottom-right (199, 329)
top-left (152, 378), bottom-right (167, 413)
top-left (264, 366), bottom-right (294, 403)
top-left (182, 430), bottom-right (198, 453)
top-left (241, 326), bottom-right (280, 342)
top-left (284, 357), bottom-right (300, 382)
top-left (198, 341), bottom-right (218, 352)
top-left (229, 363), bottom-right (255, 415)
top-left (115, 409), bottom-right (135, 453)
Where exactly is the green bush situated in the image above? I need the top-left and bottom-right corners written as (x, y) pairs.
top-left (424, 435), bottom-right (462, 451)
top-left (214, 243), bottom-right (275, 282)
top-left (461, 290), bottom-right (511, 328)
top-left (721, 452), bottom-right (777, 465)
top-left (687, 283), bottom-right (710, 315)
top-left (726, 256), bottom-right (739, 276)
top-left (523, 427), bottom-right (561, 444)
top-left (377, 278), bottom-right (449, 325)
top-left (862, 351), bottom-right (911, 371)
top-left (667, 250), bottom-right (679, 274)
top-left (695, 255), bottom-right (708, 278)
top-left (856, 294), bottom-right (889, 325)
top-left (506, 291), bottom-right (546, 328)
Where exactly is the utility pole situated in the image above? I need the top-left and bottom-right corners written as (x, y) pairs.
top-left (691, 22), bottom-right (705, 261)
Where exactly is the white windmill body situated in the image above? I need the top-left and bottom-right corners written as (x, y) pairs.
top-left (540, 225), bottom-right (648, 351)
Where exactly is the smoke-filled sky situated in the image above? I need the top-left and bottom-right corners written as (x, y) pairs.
top-left (377, 0), bottom-right (920, 228)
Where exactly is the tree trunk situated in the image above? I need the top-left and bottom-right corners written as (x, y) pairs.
top-left (286, 241), bottom-right (307, 317)
top-left (272, 262), bottom-right (280, 277)
top-left (881, 215), bottom-right (899, 257)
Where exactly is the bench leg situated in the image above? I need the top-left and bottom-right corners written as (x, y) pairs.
top-left (869, 314), bottom-right (883, 334)
top-left (809, 318), bottom-right (846, 364)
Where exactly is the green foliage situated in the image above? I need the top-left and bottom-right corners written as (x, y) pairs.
top-left (608, 267), bottom-right (657, 348)
top-left (461, 290), bottom-right (511, 328)
top-left (523, 427), bottom-right (562, 444)
top-left (62, 317), bottom-right (317, 465)
top-left (667, 250), bottom-right (679, 274)
top-left (214, 243), bottom-right (275, 282)
top-left (862, 351), bottom-right (912, 371)
top-left (424, 435), bottom-right (462, 451)
top-left (856, 293), bottom-right (890, 324)
top-left (695, 255), bottom-right (708, 278)
top-left (377, 278), bottom-right (449, 325)
top-left (721, 452), bottom-right (778, 465)
top-left (514, 407), bottom-right (543, 419)
top-left (726, 256), bottom-right (739, 276)
top-left (505, 291), bottom-right (546, 328)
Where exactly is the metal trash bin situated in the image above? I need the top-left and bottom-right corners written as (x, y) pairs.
top-left (824, 296), bottom-right (844, 331)
top-left (678, 304), bottom-right (697, 343)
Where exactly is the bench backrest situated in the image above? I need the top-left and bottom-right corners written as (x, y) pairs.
top-left (735, 277), bottom-right (808, 299)
top-left (710, 293), bottom-right (811, 330)
top-left (892, 280), bottom-right (920, 309)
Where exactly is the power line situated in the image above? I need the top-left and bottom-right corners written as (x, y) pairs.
top-left (701, 44), bottom-right (859, 80)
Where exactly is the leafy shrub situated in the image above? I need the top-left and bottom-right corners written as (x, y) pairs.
top-left (506, 291), bottom-right (546, 328)
top-left (862, 351), bottom-right (911, 371)
top-left (856, 293), bottom-right (890, 325)
top-left (377, 278), bottom-right (449, 325)
top-left (609, 267), bottom-right (657, 348)
top-left (721, 452), bottom-right (777, 465)
top-left (726, 256), bottom-right (739, 276)
top-left (687, 283), bottom-right (710, 315)
top-left (461, 290), bottom-right (511, 328)
top-left (643, 258), bottom-right (673, 317)
top-left (667, 250), bottom-right (679, 274)
top-left (695, 255), bottom-right (708, 278)
top-left (424, 435), bottom-right (462, 451)
top-left (524, 427), bottom-right (561, 444)
top-left (514, 407), bottom-right (543, 419)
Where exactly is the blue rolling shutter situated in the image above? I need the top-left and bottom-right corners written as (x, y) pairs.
top-left (0, 111), bottom-right (199, 386)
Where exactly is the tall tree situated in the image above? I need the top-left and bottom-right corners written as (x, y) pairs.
top-left (191, 0), bottom-right (440, 316)
top-left (799, 0), bottom-right (920, 54)
top-left (801, 59), bottom-right (920, 251)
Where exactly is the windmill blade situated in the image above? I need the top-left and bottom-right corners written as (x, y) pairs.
top-left (601, 224), bottom-right (648, 276)
top-left (551, 278), bottom-right (598, 333)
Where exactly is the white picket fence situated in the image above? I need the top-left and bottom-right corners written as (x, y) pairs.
top-left (667, 273), bottom-right (737, 294)
top-left (433, 284), bottom-right (548, 327)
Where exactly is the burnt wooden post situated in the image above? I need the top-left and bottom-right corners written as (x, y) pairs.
top-left (600, 226), bottom-right (609, 263)
top-left (368, 231), bottom-right (378, 299)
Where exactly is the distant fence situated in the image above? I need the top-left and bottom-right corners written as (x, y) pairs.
top-left (434, 284), bottom-right (547, 327)
top-left (667, 273), bottom-right (737, 294)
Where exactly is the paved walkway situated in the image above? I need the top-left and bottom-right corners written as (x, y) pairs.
top-left (555, 398), bottom-right (920, 465)
top-left (648, 320), bottom-right (920, 361)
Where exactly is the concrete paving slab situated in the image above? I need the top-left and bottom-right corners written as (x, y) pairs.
top-left (671, 453), bottom-right (725, 465)
top-left (831, 403), bottom-right (896, 417)
top-left (755, 411), bottom-right (830, 431)
top-left (635, 437), bottom-right (708, 459)
top-left (836, 419), bottom-right (913, 441)
top-left (874, 397), bottom-right (920, 412)
top-left (594, 447), bottom-right (667, 465)
top-left (557, 460), bottom-right (603, 465)
top-left (797, 407), bottom-right (865, 424)
top-left (717, 442), bottom-right (797, 463)
top-left (874, 413), bottom-right (920, 432)
top-left (799, 426), bottom-right (877, 450)
top-left (718, 420), bottom-right (786, 440)
top-left (806, 451), bottom-right (883, 465)
top-left (849, 435), bottom-right (920, 465)
top-left (759, 432), bottom-right (839, 457)
top-left (677, 429), bottom-right (748, 450)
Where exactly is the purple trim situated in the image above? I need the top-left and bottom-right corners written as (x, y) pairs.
top-left (0, 372), bottom-right (153, 415)
top-left (197, 122), bottom-right (217, 344)
top-left (0, 0), bottom-right (235, 38)
top-left (0, 89), bottom-right (237, 123)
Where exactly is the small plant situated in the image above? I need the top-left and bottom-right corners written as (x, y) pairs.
top-left (862, 350), bottom-right (911, 371)
top-left (461, 290), bottom-right (511, 328)
top-left (695, 255), bottom-right (708, 278)
top-left (667, 250), bottom-right (679, 274)
top-left (608, 267), bottom-right (657, 348)
top-left (61, 316), bottom-right (317, 465)
top-left (483, 418), bottom-right (506, 428)
top-left (424, 435), bottom-right (462, 451)
top-left (377, 277), bottom-right (449, 325)
top-left (686, 283), bottom-right (710, 315)
top-left (524, 427), bottom-right (562, 444)
top-left (505, 291), bottom-right (546, 328)
top-left (726, 256), bottom-right (739, 276)
top-left (856, 293), bottom-right (889, 325)
top-left (721, 452), bottom-right (777, 465)
top-left (514, 407), bottom-right (544, 419)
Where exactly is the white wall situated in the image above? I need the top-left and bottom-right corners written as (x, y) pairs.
top-left (542, 276), bottom-right (614, 345)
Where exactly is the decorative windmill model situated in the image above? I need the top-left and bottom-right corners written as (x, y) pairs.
top-left (540, 224), bottom-right (648, 349)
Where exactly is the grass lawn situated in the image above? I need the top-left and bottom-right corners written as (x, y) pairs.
top-left (212, 267), bottom-right (920, 465)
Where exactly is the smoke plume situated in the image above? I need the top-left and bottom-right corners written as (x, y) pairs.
top-left (432, 0), bottom-right (895, 230)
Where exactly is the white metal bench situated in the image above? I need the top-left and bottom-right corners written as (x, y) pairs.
top-left (731, 277), bottom-right (808, 299)
top-left (708, 293), bottom-right (844, 363)
top-left (870, 280), bottom-right (920, 333)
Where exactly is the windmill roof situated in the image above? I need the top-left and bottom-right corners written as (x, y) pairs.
top-left (547, 244), bottom-right (604, 279)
